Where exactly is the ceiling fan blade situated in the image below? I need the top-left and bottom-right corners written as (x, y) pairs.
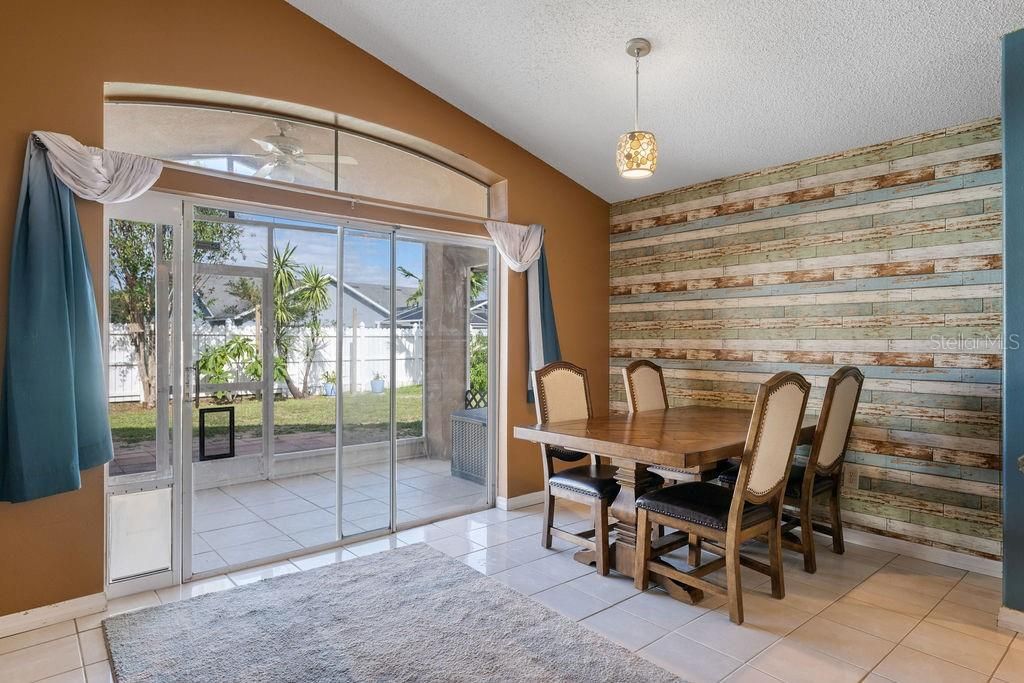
top-left (303, 154), bottom-right (335, 162)
top-left (187, 153), bottom-right (264, 158)
top-left (338, 155), bottom-right (359, 166)
top-left (302, 164), bottom-right (336, 183)
top-left (250, 138), bottom-right (279, 154)
top-left (255, 161), bottom-right (276, 178)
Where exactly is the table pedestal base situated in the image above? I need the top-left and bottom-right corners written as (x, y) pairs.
top-left (571, 458), bottom-right (705, 604)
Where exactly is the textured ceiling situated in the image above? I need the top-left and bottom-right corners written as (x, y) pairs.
top-left (287, 0), bottom-right (1024, 203)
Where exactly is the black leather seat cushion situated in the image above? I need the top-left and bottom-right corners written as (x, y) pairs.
top-left (784, 465), bottom-right (834, 498)
top-left (549, 464), bottom-right (622, 499)
top-left (718, 464), bottom-right (834, 499)
top-left (548, 446), bottom-right (590, 463)
top-left (635, 482), bottom-right (772, 531)
top-left (717, 465), bottom-right (739, 487)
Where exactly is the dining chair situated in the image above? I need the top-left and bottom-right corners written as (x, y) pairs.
top-left (533, 361), bottom-right (632, 575)
top-left (621, 359), bottom-right (730, 484)
top-left (632, 371), bottom-right (811, 624)
top-left (718, 366), bottom-right (864, 572)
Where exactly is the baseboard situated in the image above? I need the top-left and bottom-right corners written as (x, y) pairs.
top-left (842, 528), bottom-right (1002, 577)
top-left (999, 606), bottom-right (1024, 632)
top-left (0, 593), bottom-right (106, 639)
top-left (496, 490), bottom-right (545, 510)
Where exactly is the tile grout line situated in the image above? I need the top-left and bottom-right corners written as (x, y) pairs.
top-left (867, 558), bottom-right (1009, 679)
top-left (652, 541), bottom-right (901, 672)
top-left (740, 549), bottom-right (925, 681)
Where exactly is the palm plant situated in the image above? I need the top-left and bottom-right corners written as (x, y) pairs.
top-left (297, 265), bottom-right (332, 312)
top-left (225, 243), bottom-right (336, 400)
top-left (297, 265), bottom-right (333, 396)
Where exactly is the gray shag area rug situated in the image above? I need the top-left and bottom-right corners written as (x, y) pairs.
top-left (103, 543), bottom-right (681, 682)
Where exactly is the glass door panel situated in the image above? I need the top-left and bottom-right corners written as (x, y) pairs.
top-left (395, 236), bottom-right (491, 525)
top-left (270, 227), bottom-right (339, 457)
top-left (185, 207), bottom-right (301, 575)
top-left (264, 223), bottom-right (341, 550)
top-left (339, 227), bottom-right (394, 535)
top-left (105, 192), bottom-right (181, 591)
top-left (185, 206), bottom-right (348, 574)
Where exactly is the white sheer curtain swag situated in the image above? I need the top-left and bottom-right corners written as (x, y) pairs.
top-left (484, 220), bottom-right (543, 272)
top-left (32, 131), bottom-right (162, 204)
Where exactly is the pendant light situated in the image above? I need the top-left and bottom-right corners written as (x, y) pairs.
top-left (616, 37), bottom-right (658, 179)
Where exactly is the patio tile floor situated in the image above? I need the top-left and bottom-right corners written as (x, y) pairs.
top-left (190, 456), bottom-right (486, 572)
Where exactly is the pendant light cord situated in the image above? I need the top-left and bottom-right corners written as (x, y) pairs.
top-left (634, 49), bottom-right (640, 131)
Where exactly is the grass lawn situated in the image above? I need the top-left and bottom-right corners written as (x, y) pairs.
top-left (109, 384), bottom-right (424, 446)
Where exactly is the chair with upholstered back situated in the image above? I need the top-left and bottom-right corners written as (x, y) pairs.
top-left (622, 360), bottom-right (668, 412)
top-left (622, 360), bottom-right (729, 485)
top-left (783, 366), bottom-right (864, 572)
top-left (633, 371), bottom-right (811, 624)
top-left (533, 361), bottom-right (631, 575)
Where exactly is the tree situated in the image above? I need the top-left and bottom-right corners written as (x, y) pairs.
top-left (296, 265), bottom-right (333, 396)
top-left (108, 212), bottom-right (241, 407)
top-left (229, 244), bottom-right (335, 399)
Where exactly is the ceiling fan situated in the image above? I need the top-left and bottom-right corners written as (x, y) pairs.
top-left (184, 119), bottom-right (357, 184)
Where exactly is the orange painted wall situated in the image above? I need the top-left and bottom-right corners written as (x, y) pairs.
top-left (0, 0), bottom-right (608, 615)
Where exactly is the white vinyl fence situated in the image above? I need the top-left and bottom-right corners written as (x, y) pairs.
top-left (108, 322), bottom-right (426, 402)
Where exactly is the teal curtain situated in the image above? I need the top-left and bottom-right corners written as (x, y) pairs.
top-left (526, 246), bottom-right (561, 402)
top-left (1002, 27), bottom-right (1024, 610)
top-left (535, 247), bottom-right (561, 363)
top-left (0, 137), bottom-right (113, 502)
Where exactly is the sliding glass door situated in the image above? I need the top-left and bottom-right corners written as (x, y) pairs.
top-left (107, 192), bottom-right (496, 586)
top-left (338, 226), bottom-right (496, 530)
top-left (183, 204), bottom-right (345, 577)
top-left (393, 234), bottom-right (492, 525)
top-left (338, 228), bottom-right (394, 535)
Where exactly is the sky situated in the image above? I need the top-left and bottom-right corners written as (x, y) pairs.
top-left (229, 213), bottom-right (426, 287)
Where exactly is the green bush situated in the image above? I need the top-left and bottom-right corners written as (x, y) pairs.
top-left (469, 334), bottom-right (488, 394)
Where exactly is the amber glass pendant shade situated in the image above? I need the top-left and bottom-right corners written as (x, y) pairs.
top-left (616, 130), bottom-right (657, 179)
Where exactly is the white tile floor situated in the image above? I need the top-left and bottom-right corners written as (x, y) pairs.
top-left (2, 500), bottom-right (1018, 683)
top-left (191, 456), bottom-right (486, 573)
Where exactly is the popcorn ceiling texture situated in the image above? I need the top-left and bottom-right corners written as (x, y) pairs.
top-left (289, 0), bottom-right (1023, 202)
top-left (608, 119), bottom-right (1003, 559)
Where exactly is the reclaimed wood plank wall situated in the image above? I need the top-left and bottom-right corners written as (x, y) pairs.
top-left (608, 118), bottom-right (1003, 559)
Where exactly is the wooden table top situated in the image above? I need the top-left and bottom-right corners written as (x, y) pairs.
top-left (513, 405), bottom-right (818, 469)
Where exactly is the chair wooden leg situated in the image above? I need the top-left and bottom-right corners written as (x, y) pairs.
top-left (726, 532), bottom-right (744, 625)
top-left (799, 502), bottom-right (817, 574)
top-left (594, 499), bottom-right (610, 576)
top-left (829, 487), bottom-right (845, 555)
top-left (634, 507), bottom-right (652, 590)
top-left (768, 522), bottom-right (786, 599)
top-left (655, 524), bottom-right (665, 539)
top-left (541, 491), bottom-right (555, 549)
top-left (688, 532), bottom-right (702, 567)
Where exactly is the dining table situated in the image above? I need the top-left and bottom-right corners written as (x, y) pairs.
top-left (513, 405), bottom-right (817, 602)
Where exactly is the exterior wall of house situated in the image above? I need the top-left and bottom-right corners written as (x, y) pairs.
top-left (0, 0), bottom-right (608, 616)
top-left (609, 118), bottom-right (1003, 559)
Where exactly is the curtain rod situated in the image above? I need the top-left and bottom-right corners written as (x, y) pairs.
top-left (160, 159), bottom-right (493, 226)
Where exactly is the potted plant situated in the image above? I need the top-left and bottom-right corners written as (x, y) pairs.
top-left (370, 371), bottom-right (386, 394)
top-left (321, 370), bottom-right (337, 397)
